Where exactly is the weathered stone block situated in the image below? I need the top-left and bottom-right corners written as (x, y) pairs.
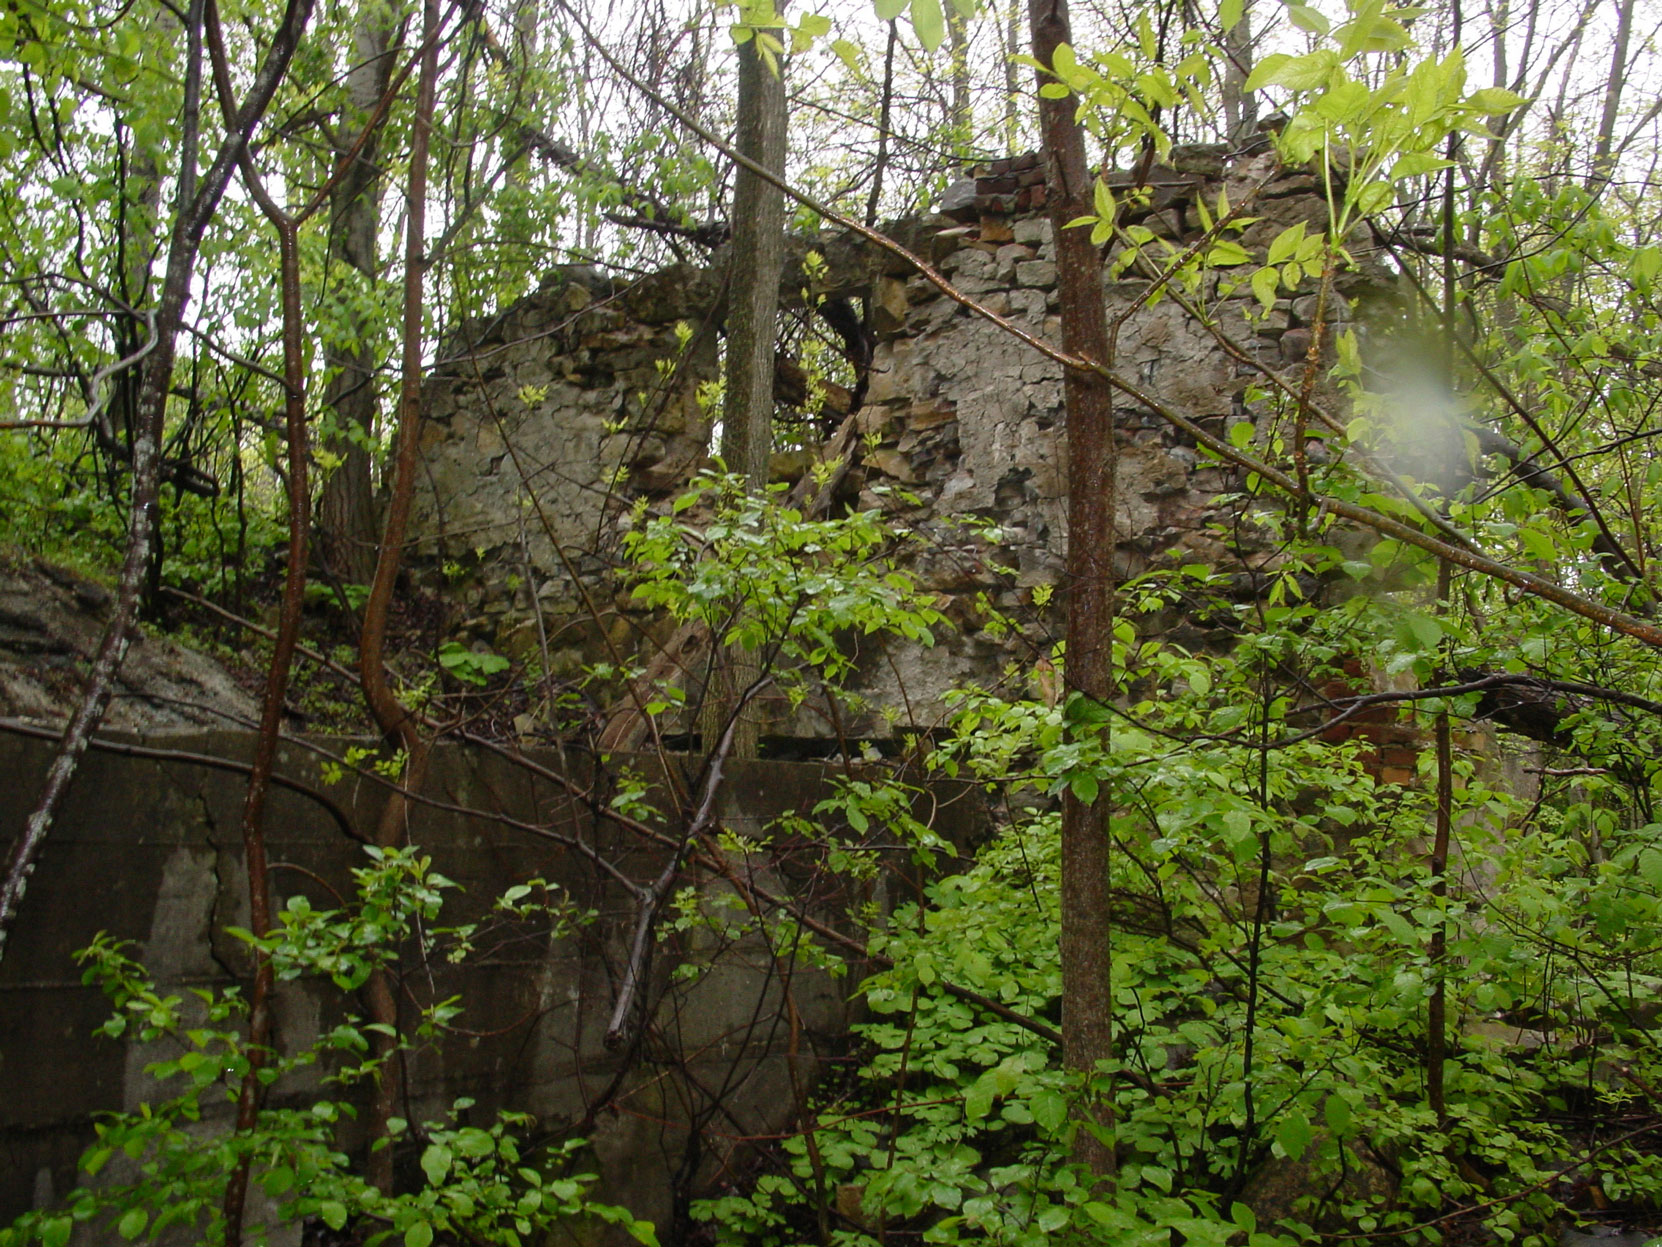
top-left (872, 276), bottom-right (911, 336)
top-left (994, 242), bottom-right (1035, 282)
top-left (1015, 260), bottom-right (1057, 289)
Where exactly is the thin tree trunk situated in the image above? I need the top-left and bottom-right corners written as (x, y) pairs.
top-left (1029, 0), bottom-right (1118, 1184)
top-left (947, 4), bottom-right (974, 159)
top-left (1004, 0), bottom-right (1021, 153)
top-left (1590, 0), bottom-right (1633, 185)
top-left (317, 9), bottom-right (398, 587)
top-left (357, 0), bottom-right (441, 1192)
top-left (1220, 0), bottom-right (1257, 143)
top-left (1427, 111), bottom-right (1462, 1127)
top-left (720, 30), bottom-right (788, 488)
top-left (710, 18), bottom-right (788, 759)
top-left (220, 186), bottom-right (309, 1247)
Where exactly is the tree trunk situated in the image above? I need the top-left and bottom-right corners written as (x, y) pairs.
top-left (357, 0), bottom-right (441, 1191)
top-left (947, 4), bottom-right (974, 159)
top-left (1589, 0), bottom-right (1633, 184)
top-left (1004, 0), bottom-right (1022, 154)
top-left (1029, 0), bottom-right (1119, 1183)
top-left (710, 21), bottom-right (788, 759)
top-left (316, 9), bottom-right (397, 587)
top-left (720, 33), bottom-right (788, 488)
top-left (1220, 0), bottom-right (1257, 144)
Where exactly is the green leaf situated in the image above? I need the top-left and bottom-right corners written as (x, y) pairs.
top-left (1069, 771), bottom-right (1100, 804)
top-left (1245, 53), bottom-right (1291, 91)
top-left (1638, 848), bottom-right (1662, 890)
top-left (1207, 240), bottom-right (1252, 266)
top-left (1093, 178), bottom-right (1116, 223)
top-left (1267, 50), bottom-right (1339, 91)
top-left (118, 1208), bottom-right (148, 1241)
top-left (422, 1142), bottom-right (453, 1185)
top-left (1276, 1108), bottom-right (1313, 1160)
top-left (455, 1127), bottom-right (495, 1158)
top-left (909, 0), bottom-right (945, 50)
top-left (1325, 1093), bottom-right (1354, 1134)
top-left (1065, 693), bottom-right (1113, 725)
top-left (1267, 223), bottom-right (1306, 266)
top-left (1519, 527), bottom-right (1557, 560)
top-left (1220, 0), bottom-right (1243, 28)
top-left (1395, 611), bottom-right (1443, 652)
top-left (1030, 1088), bottom-right (1068, 1132)
top-left (262, 1165), bottom-right (296, 1196)
top-left (964, 1070), bottom-right (997, 1121)
top-left (41, 1217), bottom-right (72, 1247)
top-left (321, 1201), bottom-right (349, 1232)
top-left (1351, 180), bottom-right (1394, 216)
top-left (1251, 265), bottom-right (1280, 310)
top-left (1285, 2), bottom-right (1329, 33)
top-left (406, 1222), bottom-right (434, 1247)
top-left (1389, 152), bottom-right (1452, 180)
top-left (1465, 86), bottom-right (1527, 112)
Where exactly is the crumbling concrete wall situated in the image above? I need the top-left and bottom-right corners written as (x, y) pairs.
top-left (408, 144), bottom-right (1396, 741)
top-left (0, 732), bottom-right (984, 1239)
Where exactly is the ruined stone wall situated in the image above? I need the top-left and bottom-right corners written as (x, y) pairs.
top-left (409, 144), bottom-right (1396, 742)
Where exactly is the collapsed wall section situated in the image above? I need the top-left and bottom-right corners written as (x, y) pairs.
top-left (408, 144), bottom-right (1398, 741)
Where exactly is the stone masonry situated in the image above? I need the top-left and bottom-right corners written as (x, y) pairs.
top-left (408, 143), bottom-right (1397, 743)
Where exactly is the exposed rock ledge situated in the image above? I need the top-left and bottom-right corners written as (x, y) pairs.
top-left (0, 552), bottom-right (256, 734)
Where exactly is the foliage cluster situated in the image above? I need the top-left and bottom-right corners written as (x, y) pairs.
top-left (0, 848), bottom-right (651, 1247)
top-left (5, 0), bottom-right (1662, 1241)
top-left (690, 541), bottom-right (1662, 1247)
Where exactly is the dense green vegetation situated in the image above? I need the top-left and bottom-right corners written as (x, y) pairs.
top-left (5, 0), bottom-right (1662, 1241)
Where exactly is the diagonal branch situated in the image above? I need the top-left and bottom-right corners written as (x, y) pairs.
top-left (557, 1), bottom-right (1662, 655)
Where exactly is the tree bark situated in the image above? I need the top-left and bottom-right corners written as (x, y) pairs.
top-left (316, 9), bottom-right (398, 587)
top-left (710, 20), bottom-right (788, 759)
top-left (357, 0), bottom-right (441, 1192)
top-left (1029, 0), bottom-right (1119, 1182)
top-left (1220, 0), bottom-right (1257, 143)
top-left (1589, 0), bottom-right (1633, 185)
top-left (947, 4), bottom-right (974, 159)
top-left (220, 188), bottom-right (309, 1247)
top-left (720, 31), bottom-right (788, 488)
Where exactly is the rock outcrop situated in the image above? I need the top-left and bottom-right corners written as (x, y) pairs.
top-left (0, 552), bottom-right (256, 733)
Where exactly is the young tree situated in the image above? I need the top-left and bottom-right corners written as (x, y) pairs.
top-left (1027, 0), bottom-right (1119, 1183)
top-left (0, 0), bottom-right (318, 961)
top-left (315, 6), bottom-right (399, 588)
top-left (710, 5), bottom-right (791, 757)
